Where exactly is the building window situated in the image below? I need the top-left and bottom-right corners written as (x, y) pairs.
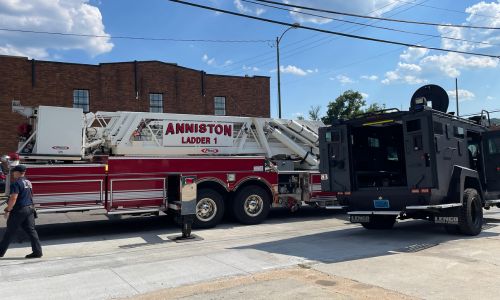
top-left (73, 89), bottom-right (89, 112)
top-left (149, 93), bottom-right (163, 113)
top-left (214, 96), bottom-right (226, 116)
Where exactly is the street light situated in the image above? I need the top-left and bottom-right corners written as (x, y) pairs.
top-left (276, 22), bottom-right (300, 119)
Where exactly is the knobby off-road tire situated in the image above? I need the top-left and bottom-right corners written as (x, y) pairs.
top-left (457, 188), bottom-right (483, 236)
top-left (233, 185), bottom-right (271, 225)
top-left (361, 215), bottom-right (397, 230)
top-left (193, 189), bottom-right (225, 229)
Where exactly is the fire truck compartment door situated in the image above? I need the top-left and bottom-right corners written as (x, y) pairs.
top-left (34, 106), bottom-right (84, 157)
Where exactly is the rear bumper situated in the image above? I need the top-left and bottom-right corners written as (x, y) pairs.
top-left (338, 188), bottom-right (431, 212)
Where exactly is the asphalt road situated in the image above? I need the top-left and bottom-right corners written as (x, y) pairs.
top-left (1, 207), bottom-right (500, 299)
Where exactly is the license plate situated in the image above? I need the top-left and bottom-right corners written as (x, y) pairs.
top-left (350, 215), bottom-right (370, 223)
top-left (374, 199), bottom-right (390, 208)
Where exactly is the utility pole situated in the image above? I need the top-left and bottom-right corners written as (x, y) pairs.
top-left (276, 23), bottom-right (299, 118)
top-left (455, 78), bottom-right (459, 116)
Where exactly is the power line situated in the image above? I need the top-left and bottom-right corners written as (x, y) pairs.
top-left (280, 5), bottom-right (500, 87)
top-left (253, 0), bottom-right (500, 30)
top-left (219, 0), bottom-right (411, 75)
top-left (223, 0), bottom-right (427, 75)
top-left (0, 28), bottom-right (272, 43)
top-left (244, 0), bottom-right (499, 48)
top-left (392, 0), bottom-right (498, 19)
top-left (169, 0), bottom-right (500, 59)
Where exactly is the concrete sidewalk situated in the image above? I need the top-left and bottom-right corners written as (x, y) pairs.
top-left (0, 209), bottom-right (500, 299)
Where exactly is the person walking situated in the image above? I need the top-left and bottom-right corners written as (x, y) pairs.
top-left (0, 165), bottom-right (42, 258)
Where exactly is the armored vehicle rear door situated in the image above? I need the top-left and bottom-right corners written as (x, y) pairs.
top-left (402, 114), bottom-right (437, 188)
top-left (319, 125), bottom-right (351, 192)
top-left (482, 130), bottom-right (500, 192)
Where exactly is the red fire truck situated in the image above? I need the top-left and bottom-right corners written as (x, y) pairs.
top-left (3, 103), bottom-right (337, 237)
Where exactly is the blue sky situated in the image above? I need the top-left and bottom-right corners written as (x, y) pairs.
top-left (1, 0), bottom-right (499, 119)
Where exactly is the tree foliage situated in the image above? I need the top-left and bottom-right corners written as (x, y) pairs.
top-left (321, 90), bottom-right (385, 125)
top-left (308, 105), bottom-right (321, 121)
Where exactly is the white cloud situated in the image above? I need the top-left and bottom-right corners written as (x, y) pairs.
top-left (447, 89), bottom-right (476, 102)
top-left (234, 0), bottom-right (265, 16)
top-left (420, 52), bottom-right (498, 78)
top-left (279, 65), bottom-right (308, 76)
top-left (334, 74), bottom-right (354, 84)
top-left (361, 75), bottom-right (378, 80)
top-left (438, 1), bottom-right (500, 52)
top-left (243, 65), bottom-right (260, 71)
top-left (306, 68), bottom-right (319, 73)
top-left (487, 96), bottom-right (494, 100)
top-left (381, 62), bottom-right (426, 85)
top-left (361, 92), bottom-right (369, 99)
top-left (382, 2), bottom-right (500, 85)
top-left (0, 0), bottom-right (113, 58)
top-left (284, 0), bottom-right (399, 24)
top-left (202, 54), bottom-right (216, 66)
top-left (400, 47), bottom-right (429, 62)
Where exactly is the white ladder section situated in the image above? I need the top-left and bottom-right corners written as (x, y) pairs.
top-left (85, 111), bottom-right (322, 167)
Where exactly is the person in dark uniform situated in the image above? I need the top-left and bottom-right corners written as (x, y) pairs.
top-left (0, 165), bottom-right (42, 258)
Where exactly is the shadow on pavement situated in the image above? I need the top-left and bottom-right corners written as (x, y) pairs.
top-left (0, 207), bottom-right (344, 248)
top-left (233, 219), bottom-right (500, 264)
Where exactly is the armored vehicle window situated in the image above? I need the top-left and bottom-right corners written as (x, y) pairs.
top-left (325, 131), bottom-right (332, 142)
top-left (488, 137), bottom-right (500, 154)
top-left (387, 146), bottom-right (399, 161)
top-left (406, 119), bottom-right (421, 132)
top-left (433, 122), bottom-right (444, 135)
top-left (454, 126), bottom-right (465, 139)
top-left (368, 137), bottom-right (380, 148)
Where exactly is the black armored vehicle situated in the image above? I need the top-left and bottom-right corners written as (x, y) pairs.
top-left (319, 84), bottom-right (500, 235)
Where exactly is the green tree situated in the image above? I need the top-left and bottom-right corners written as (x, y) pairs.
top-left (321, 90), bottom-right (385, 124)
top-left (364, 102), bottom-right (386, 113)
top-left (308, 105), bottom-right (321, 121)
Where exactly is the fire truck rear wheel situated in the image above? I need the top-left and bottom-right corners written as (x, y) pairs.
top-left (233, 185), bottom-right (270, 225)
top-left (193, 189), bottom-right (225, 229)
top-left (458, 188), bottom-right (483, 236)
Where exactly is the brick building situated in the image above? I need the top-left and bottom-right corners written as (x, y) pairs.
top-left (0, 55), bottom-right (270, 154)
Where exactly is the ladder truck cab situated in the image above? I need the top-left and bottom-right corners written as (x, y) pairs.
top-left (5, 102), bottom-right (336, 235)
top-left (319, 84), bottom-right (500, 235)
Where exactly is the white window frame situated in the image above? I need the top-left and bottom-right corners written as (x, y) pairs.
top-left (214, 96), bottom-right (226, 116)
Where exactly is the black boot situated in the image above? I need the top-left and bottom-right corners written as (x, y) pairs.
top-left (25, 252), bottom-right (42, 259)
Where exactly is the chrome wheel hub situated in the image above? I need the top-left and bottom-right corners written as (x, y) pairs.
top-left (244, 195), bottom-right (263, 217)
top-left (196, 198), bottom-right (217, 222)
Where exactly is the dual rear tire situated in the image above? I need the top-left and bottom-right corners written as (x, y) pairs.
top-left (193, 185), bottom-right (271, 228)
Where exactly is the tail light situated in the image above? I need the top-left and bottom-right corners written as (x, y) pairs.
top-left (0, 173), bottom-right (5, 180)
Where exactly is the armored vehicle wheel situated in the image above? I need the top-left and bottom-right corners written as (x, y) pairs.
top-left (361, 215), bottom-right (396, 230)
top-left (233, 185), bottom-right (270, 225)
top-left (458, 188), bottom-right (483, 236)
top-left (193, 189), bottom-right (225, 228)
